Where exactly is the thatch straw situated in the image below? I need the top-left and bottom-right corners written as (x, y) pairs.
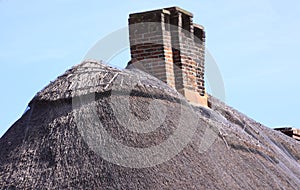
top-left (1, 60), bottom-right (299, 189)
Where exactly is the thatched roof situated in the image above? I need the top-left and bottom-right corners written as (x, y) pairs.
top-left (1, 60), bottom-right (300, 189)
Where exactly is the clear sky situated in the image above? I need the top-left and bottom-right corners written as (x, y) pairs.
top-left (1, 0), bottom-right (300, 137)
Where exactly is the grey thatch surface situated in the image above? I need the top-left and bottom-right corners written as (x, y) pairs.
top-left (1, 60), bottom-right (300, 189)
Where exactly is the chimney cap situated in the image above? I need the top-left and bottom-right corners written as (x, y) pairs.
top-left (129, 8), bottom-right (171, 18)
top-left (165, 6), bottom-right (193, 17)
top-left (193, 23), bottom-right (205, 30)
top-left (129, 6), bottom-right (193, 18)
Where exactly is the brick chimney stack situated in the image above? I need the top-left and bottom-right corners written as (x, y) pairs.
top-left (128, 7), bottom-right (207, 107)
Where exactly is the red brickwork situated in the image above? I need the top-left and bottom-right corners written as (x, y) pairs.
top-left (128, 7), bottom-right (206, 104)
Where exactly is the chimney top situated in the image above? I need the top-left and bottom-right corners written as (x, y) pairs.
top-left (129, 6), bottom-right (193, 18)
top-left (129, 8), bottom-right (170, 18)
top-left (165, 6), bottom-right (193, 17)
top-left (193, 23), bottom-right (205, 30)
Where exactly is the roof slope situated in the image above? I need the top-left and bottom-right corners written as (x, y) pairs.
top-left (1, 60), bottom-right (300, 189)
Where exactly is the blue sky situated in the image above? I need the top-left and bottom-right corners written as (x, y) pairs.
top-left (1, 0), bottom-right (300, 137)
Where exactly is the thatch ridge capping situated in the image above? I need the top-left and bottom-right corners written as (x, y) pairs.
top-left (32, 60), bottom-right (181, 103)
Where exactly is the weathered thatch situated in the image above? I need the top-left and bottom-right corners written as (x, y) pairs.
top-left (1, 60), bottom-right (299, 189)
